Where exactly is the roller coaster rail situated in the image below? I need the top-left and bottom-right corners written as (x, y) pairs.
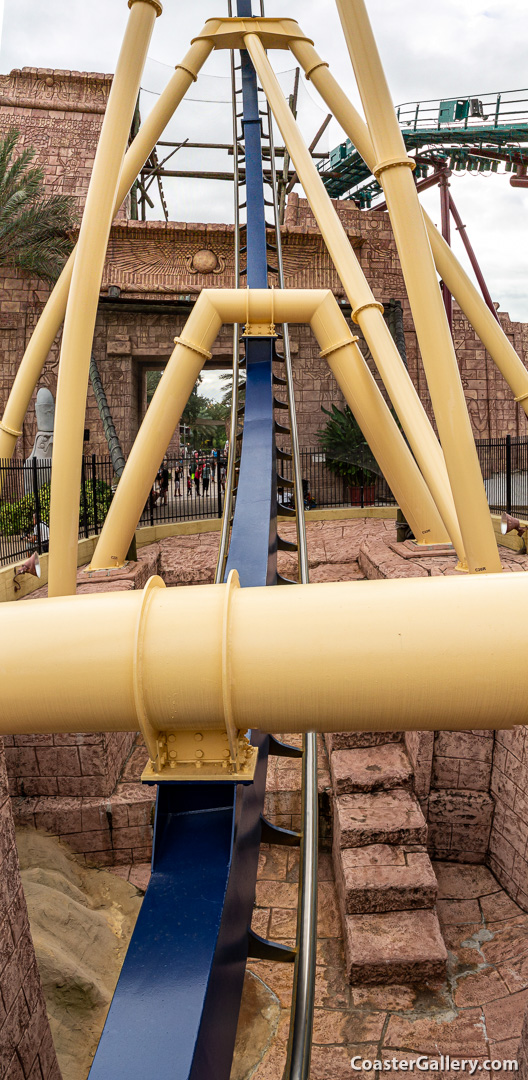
top-left (318, 86), bottom-right (528, 206)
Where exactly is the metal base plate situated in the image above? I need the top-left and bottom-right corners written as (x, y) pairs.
top-left (141, 744), bottom-right (258, 784)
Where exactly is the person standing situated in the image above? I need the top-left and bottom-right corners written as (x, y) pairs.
top-left (202, 461), bottom-right (211, 497)
top-left (174, 462), bottom-right (181, 496)
top-left (158, 461), bottom-right (169, 506)
top-left (194, 461), bottom-right (202, 497)
top-left (32, 512), bottom-right (49, 553)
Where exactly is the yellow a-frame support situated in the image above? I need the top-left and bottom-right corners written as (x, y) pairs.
top-left (1, 0), bottom-right (528, 773)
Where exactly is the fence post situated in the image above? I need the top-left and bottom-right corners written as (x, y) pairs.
top-left (91, 454), bottom-right (99, 534)
top-left (217, 458), bottom-right (223, 518)
top-left (81, 457), bottom-right (89, 539)
top-left (31, 457), bottom-right (42, 555)
top-left (506, 434), bottom-right (512, 515)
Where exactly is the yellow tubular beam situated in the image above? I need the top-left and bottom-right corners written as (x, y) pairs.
top-left (423, 213), bottom-right (528, 413)
top-left (90, 288), bottom-right (447, 569)
top-left (48, 0), bottom-right (160, 597)
top-left (1, 572), bottom-right (525, 738)
top-left (0, 36), bottom-right (214, 471)
top-left (288, 38), bottom-right (528, 420)
top-left (333, 0), bottom-right (501, 575)
top-left (310, 293), bottom-right (447, 542)
top-left (243, 33), bottom-right (462, 556)
top-left (90, 291), bottom-right (222, 569)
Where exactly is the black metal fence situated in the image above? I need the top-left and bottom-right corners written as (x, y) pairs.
top-left (2, 438), bottom-right (527, 569)
top-left (280, 448), bottom-right (396, 512)
top-left (476, 435), bottom-right (528, 515)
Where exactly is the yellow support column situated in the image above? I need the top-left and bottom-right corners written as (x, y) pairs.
top-left (48, 0), bottom-right (161, 597)
top-left (90, 291), bottom-right (222, 569)
top-left (423, 213), bottom-right (528, 412)
top-left (309, 294), bottom-right (448, 544)
top-left (0, 36), bottom-right (213, 471)
top-left (288, 37), bottom-right (528, 424)
top-left (243, 33), bottom-right (461, 555)
top-left (333, 0), bottom-right (501, 575)
top-left (91, 288), bottom-right (449, 568)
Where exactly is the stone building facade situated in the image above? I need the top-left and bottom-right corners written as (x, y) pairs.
top-left (1, 67), bottom-right (528, 467)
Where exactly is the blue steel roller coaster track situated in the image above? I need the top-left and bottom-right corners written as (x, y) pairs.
top-left (87, 4), bottom-right (316, 1079)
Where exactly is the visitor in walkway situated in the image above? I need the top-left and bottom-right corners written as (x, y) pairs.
top-left (202, 461), bottom-right (211, 497)
top-left (32, 512), bottom-right (49, 553)
top-left (174, 463), bottom-right (181, 496)
top-left (158, 461), bottom-right (169, 506)
top-left (194, 462), bottom-right (202, 497)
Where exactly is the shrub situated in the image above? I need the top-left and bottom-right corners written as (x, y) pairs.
top-left (0, 479), bottom-right (112, 537)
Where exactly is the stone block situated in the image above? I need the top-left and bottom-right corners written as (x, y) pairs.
top-left (427, 790), bottom-right (494, 827)
top-left (330, 744), bottom-right (413, 796)
top-left (336, 844), bottom-right (437, 914)
top-left (324, 731), bottom-right (402, 752)
top-left (343, 909), bottom-right (447, 985)
top-left (333, 789), bottom-right (428, 850)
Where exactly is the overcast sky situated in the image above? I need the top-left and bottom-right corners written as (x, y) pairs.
top-left (2, 0), bottom-right (528, 398)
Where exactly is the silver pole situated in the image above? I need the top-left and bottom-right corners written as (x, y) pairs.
top-left (260, 21), bottom-right (318, 1079)
top-left (215, 0), bottom-right (242, 584)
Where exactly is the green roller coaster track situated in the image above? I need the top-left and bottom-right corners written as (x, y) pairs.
top-left (318, 87), bottom-right (528, 207)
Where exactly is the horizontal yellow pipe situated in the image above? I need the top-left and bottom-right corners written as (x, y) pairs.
top-left (90, 288), bottom-right (448, 569)
top-left (0, 572), bottom-right (522, 737)
top-left (0, 35), bottom-right (214, 469)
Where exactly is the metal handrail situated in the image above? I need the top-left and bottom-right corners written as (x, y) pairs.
top-left (261, 18), bottom-right (318, 1076)
top-left (215, 0), bottom-right (242, 585)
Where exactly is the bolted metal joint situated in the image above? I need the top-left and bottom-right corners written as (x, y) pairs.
top-left (141, 729), bottom-right (258, 783)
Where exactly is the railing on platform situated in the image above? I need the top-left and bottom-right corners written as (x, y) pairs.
top-left (4, 438), bottom-right (528, 569)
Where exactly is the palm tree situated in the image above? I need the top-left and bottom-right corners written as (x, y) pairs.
top-left (0, 129), bottom-right (76, 283)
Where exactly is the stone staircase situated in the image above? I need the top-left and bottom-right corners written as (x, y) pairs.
top-left (328, 731), bottom-right (447, 985)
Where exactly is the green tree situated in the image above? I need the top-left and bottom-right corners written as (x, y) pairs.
top-left (0, 129), bottom-right (76, 283)
top-left (317, 403), bottom-right (378, 487)
top-left (219, 369), bottom-right (246, 409)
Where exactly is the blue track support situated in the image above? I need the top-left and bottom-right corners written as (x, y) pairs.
top-left (225, 23), bottom-right (278, 587)
top-left (240, 48), bottom-right (268, 290)
top-left (225, 336), bottom-right (277, 586)
top-left (89, 735), bottom-right (270, 1080)
top-left (88, 8), bottom-right (280, 1076)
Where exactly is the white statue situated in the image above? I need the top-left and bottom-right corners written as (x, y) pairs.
top-left (24, 387), bottom-right (54, 492)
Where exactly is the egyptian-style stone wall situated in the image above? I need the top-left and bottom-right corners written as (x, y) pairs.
top-left (488, 728), bottom-right (528, 909)
top-left (425, 731), bottom-right (495, 865)
top-left (0, 738), bottom-right (61, 1080)
top-left (0, 66), bottom-right (116, 214)
top-left (5, 731), bottom-right (136, 800)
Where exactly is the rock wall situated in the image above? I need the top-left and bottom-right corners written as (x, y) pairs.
top-left (0, 737), bottom-right (61, 1079)
top-left (489, 728), bottom-right (528, 909)
top-left (426, 731), bottom-right (495, 864)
